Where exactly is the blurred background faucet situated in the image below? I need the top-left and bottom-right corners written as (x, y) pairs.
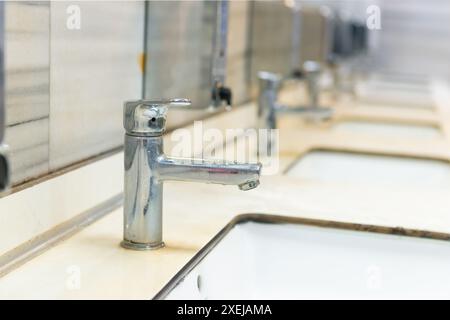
top-left (122, 99), bottom-right (262, 250)
top-left (302, 60), bottom-right (323, 110)
top-left (258, 61), bottom-right (333, 128)
top-left (326, 9), bottom-right (369, 97)
top-left (0, 3), bottom-right (9, 193)
top-left (210, 0), bottom-right (232, 110)
top-left (257, 64), bottom-right (332, 154)
top-left (144, 0), bottom-right (233, 132)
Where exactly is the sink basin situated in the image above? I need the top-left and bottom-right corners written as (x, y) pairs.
top-left (286, 150), bottom-right (450, 188)
top-left (155, 214), bottom-right (450, 299)
top-left (356, 81), bottom-right (433, 109)
top-left (333, 120), bottom-right (441, 139)
top-left (369, 73), bottom-right (430, 88)
top-left (368, 81), bottom-right (431, 94)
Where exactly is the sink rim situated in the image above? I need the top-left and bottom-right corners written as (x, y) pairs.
top-left (332, 119), bottom-right (443, 138)
top-left (282, 148), bottom-right (450, 175)
top-left (153, 213), bottom-right (450, 300)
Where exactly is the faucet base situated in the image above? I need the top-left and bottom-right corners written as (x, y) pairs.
top-left (120, 240), bottom-right (165, 251)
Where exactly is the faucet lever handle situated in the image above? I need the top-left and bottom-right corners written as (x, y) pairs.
top-left (124, 98), bottom-right (191, 136)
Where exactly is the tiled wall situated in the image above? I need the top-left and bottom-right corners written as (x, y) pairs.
top-left (372, 0), bottom-right (450, 79)
top-left (145, 0), bottom-right (252, 131)
top-left (144, 0), bottom-right (212, 130)
top-left (4, 0), bottom-right (253, 187)
top-left (249, 1), bottom-right (295, 92)
top-left (49, 1), bottom-right (143, 170)
top-left (4, 1), bottom-right (144, 185)
top-left (5, 2), bottom-right (50, 184)
top-left (226, 1), bottom-right (252, 106)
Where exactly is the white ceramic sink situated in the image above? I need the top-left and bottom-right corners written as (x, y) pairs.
top-left (286, 150), bottom-right (450, 188)
top-left (370, 73), bottom-right (429, 86)
top-left (156, 215), bottom-right (450, 299)
top-left (333, 120), bottom-right (441, 139)
top-left (356, 80), bottom-right (433, 109)
top-left (368, 80), bottom-right (430, 94)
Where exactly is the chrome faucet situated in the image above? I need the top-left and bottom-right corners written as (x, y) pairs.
top-left (122, 99), bottom-right (262, 250)
top-left (257, 61), bottom-right (333, 132)
top-left (302, 61), bottom-right (322, 110)
top-left (210, 0), bottom-right (232, 110)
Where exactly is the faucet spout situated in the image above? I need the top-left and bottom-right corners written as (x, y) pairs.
top-left (157, 157), bottom-right (261, 189)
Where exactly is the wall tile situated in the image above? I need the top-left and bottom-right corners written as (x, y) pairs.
top-left (3, 1), bottom-right (254, 186)
top-left (249, 1), bottom-right (295, 88)
top-left (146, 0), bottom-right (252, 128)
top-left (49, 1), bottom-right (144, 170)
top-left (144, 1), bottom-right (212, 130)
top-left (227, 1), bottom-right (251, 105)
top-left (8, 144), bottom-right (48, 184)
top-left (373, 0), bottom-right (450, 78)
top-left (4, 1), bottom-right (50, 185)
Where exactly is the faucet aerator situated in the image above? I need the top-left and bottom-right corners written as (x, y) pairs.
top-left (239, 180), bottom-right (260, 191)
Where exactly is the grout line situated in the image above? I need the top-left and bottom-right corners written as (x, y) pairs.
top-left (7, 115), bottom-right (49, 128)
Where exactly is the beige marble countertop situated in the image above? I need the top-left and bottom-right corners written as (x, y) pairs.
top-left (1, 82), bottom-right (450, 299)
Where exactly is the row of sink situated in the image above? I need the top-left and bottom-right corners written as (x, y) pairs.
top-left (333, 120), bottom-right (441, 139)
top-left (289, 77), bottom-right (447, 189)
top-left (288, 149), bottom-right (450, 189)
top-left (158, 78), bottom-right (450, 299)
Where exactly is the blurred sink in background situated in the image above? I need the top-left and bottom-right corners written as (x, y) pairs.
top-left (157, 215), bottom-right (450, 300)
top-left (356, 80), bottom-right (434, 109)
top-left (286, 150), bottom-right (450, 188)
top-left (367, 77), bottom-right (431, 93)
top-left (369, 73), bottom-right (430, 89)
top-left (332, 120), bottom-right (442, 139)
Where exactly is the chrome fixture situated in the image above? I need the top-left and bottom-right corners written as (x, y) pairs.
top-left (210, 0), bottom-right (232, 110)
top-left (0, 2), bottom-right (9, 192)
top-left (257, 61), bottom-right (332, 129)
top-left (144, 1), bottom-right (232, 112)
top-left (122, 99), bottom-right (262, 250)
top-left (302, 61), bottom-right (323, 109)
top-left (327, 12), bottom-right (369, 96)
top-left (257, 62), bottom-right (332, 153)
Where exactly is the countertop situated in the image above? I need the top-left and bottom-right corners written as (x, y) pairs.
top-left (1, 81), bottom-right (450, 299)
